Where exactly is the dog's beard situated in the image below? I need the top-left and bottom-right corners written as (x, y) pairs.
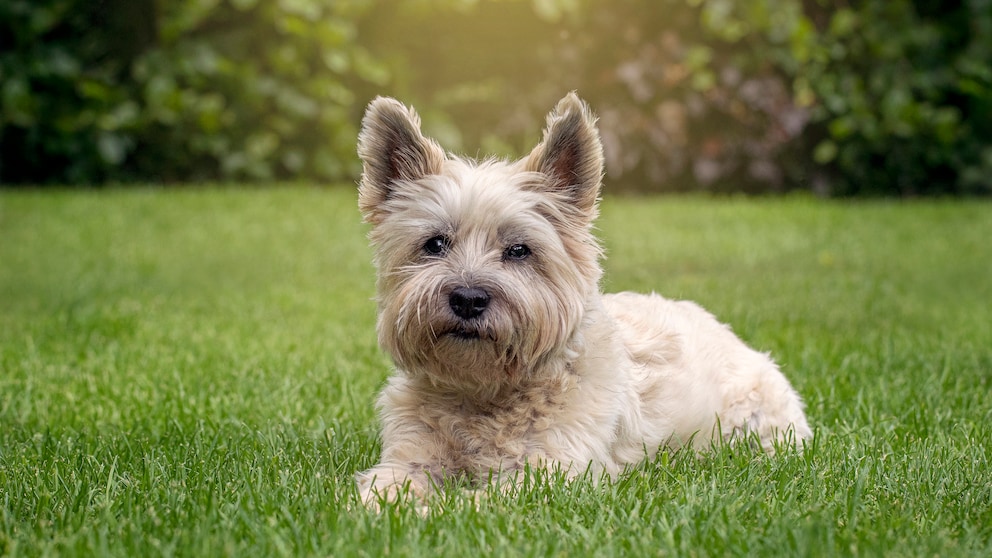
top-left (376, 268), bottom-right (584, 395)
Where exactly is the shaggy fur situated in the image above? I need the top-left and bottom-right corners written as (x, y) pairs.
top-left (355, 93), bottom-right (812, 507)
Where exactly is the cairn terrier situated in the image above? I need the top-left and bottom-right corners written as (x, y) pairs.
top-left (355, 93), bottom-right (811, 507)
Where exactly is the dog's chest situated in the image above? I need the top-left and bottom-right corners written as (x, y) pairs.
top-left (421, 378), bottom-right (572, 469)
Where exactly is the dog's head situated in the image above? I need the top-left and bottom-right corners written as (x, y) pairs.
top-left (357, 93), bottom-right (604, 395)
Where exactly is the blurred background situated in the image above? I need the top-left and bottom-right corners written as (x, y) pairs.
top-left (1, 0), bottom-right (990, 196)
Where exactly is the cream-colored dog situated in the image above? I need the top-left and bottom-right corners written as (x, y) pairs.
top-left (355, 93), bottom-right (811, 507)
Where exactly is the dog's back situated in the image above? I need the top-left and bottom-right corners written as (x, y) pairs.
top-left (603, 292), bottom-right (812, 457)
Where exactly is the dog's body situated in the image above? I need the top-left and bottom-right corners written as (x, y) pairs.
top-left (355, 93), bottom-right (811, 506)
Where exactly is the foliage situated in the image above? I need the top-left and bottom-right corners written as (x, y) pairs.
top-left (357, 0), bottom-right (815, 193)
top-left (554, 0), bottom-right (815, 193)
top-left (1, 0), bottom-right (990, 194)
top-left (0, 0), bottom-right (385, 184)
top-left (1, 0), bottom-right (123, 183)
top-left (799, 0), bottom-right (992, 195)
top-left (2, 188), bottom-right (992, 554)
top-left (363, 0), bottom-right (992, 195)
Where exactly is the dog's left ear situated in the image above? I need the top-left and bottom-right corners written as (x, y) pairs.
top-left (525, 92), bottom-right (604, 217)
top-left (357, 96), bottom-right (446, 224)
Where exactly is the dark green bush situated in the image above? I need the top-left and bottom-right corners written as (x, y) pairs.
top-left (1, 0), bottom-right (990, 195)
top-left (1, 0), bottom-right (385, 184)
top-left (1, 0), bottom-right (126, 183)
top-left (799, 0), bottom-right (992, 195)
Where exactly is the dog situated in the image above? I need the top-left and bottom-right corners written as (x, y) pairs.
top-left (354, 92), bottom-right (811, 508)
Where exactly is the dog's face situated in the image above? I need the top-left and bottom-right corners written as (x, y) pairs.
top-left (358, 94), bottom-right (605, 394)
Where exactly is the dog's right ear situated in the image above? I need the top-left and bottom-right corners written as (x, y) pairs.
top-left (357, 97), bottom-right (446, 224)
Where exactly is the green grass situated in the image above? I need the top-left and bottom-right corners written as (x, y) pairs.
top-left (1, 186), bottom-right (990, 557)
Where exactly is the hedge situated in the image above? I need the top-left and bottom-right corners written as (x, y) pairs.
top-left (1, 0), bottom-right (990, 195)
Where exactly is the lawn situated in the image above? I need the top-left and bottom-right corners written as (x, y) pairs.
top-left (1, 186), bottom-right (990, 557)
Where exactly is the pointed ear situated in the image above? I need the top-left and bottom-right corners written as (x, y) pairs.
top-left (357, 97), bottom-right (446, 224)
top-left (524, 92), bottom-right (604, 216)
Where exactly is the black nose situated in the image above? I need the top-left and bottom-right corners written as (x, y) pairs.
top-left (449, 287), bottom-right (490, 320)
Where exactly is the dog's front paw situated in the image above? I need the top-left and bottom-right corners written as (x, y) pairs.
top-left (355, 464), bottom-right (429, 512)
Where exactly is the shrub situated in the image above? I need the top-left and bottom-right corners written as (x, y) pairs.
top-left (0, 0), bottom-right (386, 184)
top-left (0, 0), bottom-right (129, 183)
top-left (799, 0), bottom-right (992, 195)
top-left (2, 0), bottom-right (989, 195)
top-left (355, 0), bottom-right (814, 194)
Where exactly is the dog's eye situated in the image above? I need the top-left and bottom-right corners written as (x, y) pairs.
top-left (423, 235), bottom-right (450, 256)
top-left (504, 244), bottom-right (531, 261)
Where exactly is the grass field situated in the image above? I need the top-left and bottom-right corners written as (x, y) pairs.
top-left (1, 186), bottom-right (990, 557)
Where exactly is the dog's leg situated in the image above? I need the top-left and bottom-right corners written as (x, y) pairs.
top-left (717, 362), bottom-right (812, 452)
top-left (356, 461), bottom-right (442, 511)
